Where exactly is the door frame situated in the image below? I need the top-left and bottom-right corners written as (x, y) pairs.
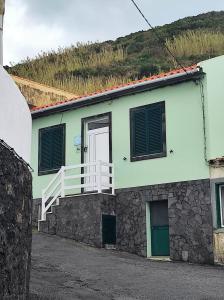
top-left (81, 112), bottom-right (112, 193)
top-left (146, 202), bottom-right (152, 257)
top-left (149, 200), bottom-right (170, 257)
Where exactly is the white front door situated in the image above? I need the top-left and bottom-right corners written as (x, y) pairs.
top-left (85, 125), bottom-right (110, 191)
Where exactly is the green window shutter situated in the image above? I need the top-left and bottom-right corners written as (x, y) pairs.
top-left (40, 129), bottom-right (53, 171)
top-left (51, 126), bottom-right (64, 169)
top-left (132, 109), bottom-right (148, 157)
top-left (39, 124), bottom-right (65, 173)
top-left (147, 104), bottom-right (163, 155)
top-left (131, 102), bottom-right (165, 160)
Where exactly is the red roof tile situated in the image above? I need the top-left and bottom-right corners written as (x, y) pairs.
top-left (31, 65), bottom-right (198, 112)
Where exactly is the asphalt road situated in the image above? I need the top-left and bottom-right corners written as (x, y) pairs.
top-left (30, 232), bottom-right (224, 300)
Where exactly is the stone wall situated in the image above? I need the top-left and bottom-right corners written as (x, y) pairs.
top-left (39, 193), bottom-right (116, 248)
top-left (32, 198), bottom-right (41, 227)
top-left (116, 179), bottom-right (214, 264)
top-left (214, 231), bottom-right (224, 264)
top-left (168, 180), bottom-right (213, 264)
top-left (116, 190), bottom-right (147, 257)
top-left (38, 191), bottom-right (147, 256)
top-left (0, 143), bottom-right (32, 299)
top-left (38, 179), bottom-right (214, 264)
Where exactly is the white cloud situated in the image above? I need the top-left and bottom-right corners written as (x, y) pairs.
top-left (2, 0), bottom-right (224, 65)
top-left (4, 0), bottom-right (66, 65)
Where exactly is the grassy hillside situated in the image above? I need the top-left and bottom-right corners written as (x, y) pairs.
top-left (11, 75), bottom-right (77, 107)
top-left (8, 11), bottom-right (224, 101)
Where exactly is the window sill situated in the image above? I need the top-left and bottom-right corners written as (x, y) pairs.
top-left (214, 228), bottom-right (224, 234)
top-left (38, 168), bottom-right (61, 176)
top-left (131, 152), bottom-right (167, 162)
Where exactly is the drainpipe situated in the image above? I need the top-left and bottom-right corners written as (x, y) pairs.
top-left (0, 0), bottom-right (5, 65)
top-left (198, 77), bottom-right (209, 165)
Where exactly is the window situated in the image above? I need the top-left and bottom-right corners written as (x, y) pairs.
top-left (218, 185), bottom-right (224, 227)
top-left (130, 101), bottom-right (166, 161)
top-left (38, 124), bottom-right (65, 175)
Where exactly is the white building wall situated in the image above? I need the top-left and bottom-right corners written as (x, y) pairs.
top-left (0, 66), bottom-right (31, 162)
top-left (0, 14), bottom-right (3, 65)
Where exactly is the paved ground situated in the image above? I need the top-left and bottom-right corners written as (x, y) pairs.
top-left (31, 232), bottom-right (224, 300)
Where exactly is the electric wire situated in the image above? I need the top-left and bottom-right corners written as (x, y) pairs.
top-left (130, 0), bottom-right (189, 74)
top-left (131, 0), bottom-right (209, 166)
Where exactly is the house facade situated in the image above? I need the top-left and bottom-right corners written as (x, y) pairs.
top-left (31, 55), bottom-right (224, 264)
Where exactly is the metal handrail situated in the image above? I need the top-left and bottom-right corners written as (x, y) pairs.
top-left (40, 160), bottom-right (114, 221)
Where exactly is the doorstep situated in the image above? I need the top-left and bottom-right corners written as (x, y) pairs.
top-left (104, 244), bottom-right (116, 250)
top-left (147, 256), bottom-right (171, 262)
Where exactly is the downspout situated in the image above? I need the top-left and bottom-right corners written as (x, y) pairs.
top-left (0, 0), bottom-right (5, 65)
top-left (197, 74), bottom-right (209, 165)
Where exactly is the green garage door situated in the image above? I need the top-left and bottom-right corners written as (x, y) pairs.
top-left (150, 200), bottom-right (170, 256)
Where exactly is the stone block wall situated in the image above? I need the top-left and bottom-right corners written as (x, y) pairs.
top-left (37, 179), bottom-right (214, 264)
top-left (39, 193), bottom-right (116, 248)
top-left (214, 231), bottom-right (224, 264)
top-left (32, 198), bottom-right (41, 227)
top-left (116, 190), bottom-right (147, 257)
top-left (116, 179), bottom-right (214, 264)
top-left (168, 180), bottom-right (213, 264)
top-left (0, 143), bottom-right (32, 299)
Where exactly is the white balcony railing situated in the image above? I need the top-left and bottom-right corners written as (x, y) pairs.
top-left (40, 161), bottom-right (114, 221)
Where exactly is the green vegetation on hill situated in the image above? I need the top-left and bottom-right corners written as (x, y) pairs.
top-left (165, 30), bottom-right (224, 67)
top-left (8, 11), bottom-right (224, 98)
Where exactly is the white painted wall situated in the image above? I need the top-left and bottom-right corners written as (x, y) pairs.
top-left (0, 65), bottom-right (31, 162)
top-left (0, 15), bottom-right (3, 65)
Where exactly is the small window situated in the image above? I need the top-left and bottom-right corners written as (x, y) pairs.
top-left (88, 116), bottom-right (109, 130)
top-left (130, 101), bottom-right (166, 161)
top-left (38, 124), bottom-right (65, 175)
top-left (218, 185), bottom-right (224, 228)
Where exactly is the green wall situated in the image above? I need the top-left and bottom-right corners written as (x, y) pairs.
top-left (199, 55), bottom-right (224, 160)
top-left (32, 80), bottom-right (209, 198)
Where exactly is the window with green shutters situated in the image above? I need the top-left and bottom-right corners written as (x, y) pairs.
top-left (130, 101), bottom-right (166, 161)
top-left (38, 124), bottom-right (65, 175)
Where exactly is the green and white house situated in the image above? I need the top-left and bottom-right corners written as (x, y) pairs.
top-left (31, 55), bottom-right (224, 264)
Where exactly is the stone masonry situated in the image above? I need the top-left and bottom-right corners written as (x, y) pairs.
top-left (116, 179), bottom-right (213, 264)
top-left (32, 198), bottom-right (41, 227)
top-left (39, 193), bottom-right (116, 248)
top-left (37, 179), bottom-right (214, 264)
top-left (116, 190), bottom-right (147, 257)
top-left (168, 180), bottom-right (213, 264)
top-left (0, 143), bottom-right (32, 299)
top-left (214, 231), bottom-right (224, 264)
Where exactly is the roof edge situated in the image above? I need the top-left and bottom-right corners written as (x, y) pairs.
top-left (32, 67), bottom-right (203, 119)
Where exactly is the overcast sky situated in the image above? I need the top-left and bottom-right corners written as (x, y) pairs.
top-left (3, 0), bottom-right (224, 65)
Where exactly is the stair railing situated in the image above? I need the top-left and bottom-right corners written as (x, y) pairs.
top-left (40, 160), bottom-right (114, 221)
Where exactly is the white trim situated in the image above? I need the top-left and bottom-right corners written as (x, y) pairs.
top-left (219, 185), bottom-right (224, 227)
top-left (0, 14), bottom-right (3, 65)
top-left (85, 118), bottom-right (110, 192)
